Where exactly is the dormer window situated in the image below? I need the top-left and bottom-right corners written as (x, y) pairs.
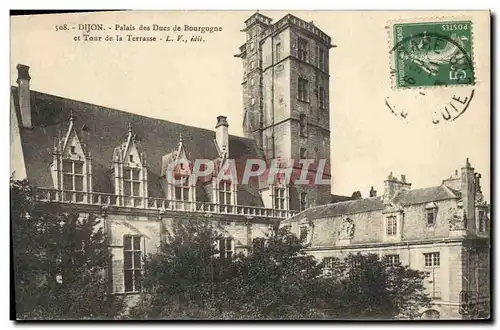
top-left (427, 210), bottom-right (436, 226)
top-left (62, 159), bottom-right (84, 192)
top-left (386, 216), bottom-right (397, 236)
top-left (274, 186), bottom-right (287, 210)
top-left (425, 202), bottom-right (438, 227)
top-left (219, 181), bottom-right (232, 205)
top-left (123, 168), bottom-right (141, 197)
top-left (111, 123), bottom-right (148, 206)
top-left (51, 113), bottom-right (92, 202)
top-left (161, 134), bottom-right (195, 208)
top-left (175, 178), bottom-right (190, 201)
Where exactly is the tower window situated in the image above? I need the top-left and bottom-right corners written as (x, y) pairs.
top-left (251, 77), bottom-right (255, 86)
top-left (251, 61), bottom-right (255, 69)
top-left (298, 37), bottom-right (308, 62)
top-left (299, 148), bottom-right (307, 159)
top-left (478, 210), bottom-right (486, 232)
top-left (299, 114), bottom-right (308, 137)
top-left (251, 97), bottom-right (256, 106)
top-left (129, 154), bottom-right (134, 163)
top-left (276, 42), bottom-right (281, 62)
top-left (70, 146), bottom-right (76, 154)
top-left (249, 41), bottom-right (254, 50)
top-left (298, 78), bottom-right (309, 102)
top-left (300, 192), bottom-right (308, 211)
top-left (318, 47), bottom-right (327, 71)
top-left (319, 86), bottom-right (326, 109)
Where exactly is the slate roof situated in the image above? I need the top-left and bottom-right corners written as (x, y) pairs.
top-left (330, 194), bottom-right (354, 203)
top-left (12, 87), bottom-right (265, 206)
top-left (286, 185), bottom-right (460, 222)
top-left (392, 185), bottom-right (460, 206)
top-left (286, 196), bottom-right (385, 222)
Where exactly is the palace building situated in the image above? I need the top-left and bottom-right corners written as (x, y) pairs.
top-left (11, 13), bottom-right (339, 298)
top-left (283, 161), bottom-right (490, 319)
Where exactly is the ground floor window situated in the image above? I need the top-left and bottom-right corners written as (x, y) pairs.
top-left (124, 235), bottom-right (142, 293)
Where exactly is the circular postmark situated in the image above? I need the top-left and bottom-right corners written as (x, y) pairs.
top-left (385, 21), bottom-right (476, 125)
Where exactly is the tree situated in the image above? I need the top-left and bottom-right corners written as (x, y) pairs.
top-left (128, 220), bottom-right (431, 320)
top-left (217, 226), bottom-right (326, 319)
top-left (318, 253), bottom-right (432, 320)
top-left (129, 218), bottom-right (233, 319)
top-left (11, 179), bottom-right (125, 320)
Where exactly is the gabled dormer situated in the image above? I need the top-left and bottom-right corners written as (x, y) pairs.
top-left (112, 123), bottom-right (148, 206)
top-left (161, 134), bottom-right (195, 204)
top-left (50, 111), bottom-right (92, 202)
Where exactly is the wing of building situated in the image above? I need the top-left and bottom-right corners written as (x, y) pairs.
top-left (282, 165), bottom-right (490, 319)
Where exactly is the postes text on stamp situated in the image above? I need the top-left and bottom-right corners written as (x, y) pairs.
top-left (392, 21), bottom-right (475, 89)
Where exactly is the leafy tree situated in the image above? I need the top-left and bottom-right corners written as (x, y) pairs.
top-left (318, 253), bottom-right (432, 320)
top-left (11, 179), bottom-right (125, 320)
top-left (128, 219), bottom-right (431, 320)
top-left (217, 226), bottom-right (326, 319)
top-left (129, 218), bottom-right (233, 319)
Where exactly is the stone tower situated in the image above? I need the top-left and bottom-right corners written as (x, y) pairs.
top-left (236, 13), bottom-right (334, 210)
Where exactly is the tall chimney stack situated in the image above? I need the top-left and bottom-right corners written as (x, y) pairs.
top-left (215, 116), bottom-right (229, 157)
top-left (461, 158), bottom-right (476, 231)
top-left (383, 172), bottom-right (412, 204)
top-left (16, 64), bottom-right (32, 128)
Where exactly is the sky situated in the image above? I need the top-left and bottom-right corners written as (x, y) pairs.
top-left (10, 10), bottom-right (491, 200)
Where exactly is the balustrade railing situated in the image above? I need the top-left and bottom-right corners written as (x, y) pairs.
top-left (35, 188), bottom-right (297, 219)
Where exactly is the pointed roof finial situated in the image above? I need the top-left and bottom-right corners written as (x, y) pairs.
top-left (128, 122), bottom-right (132, 134)
top-left (465, 157), bottom-right (471, 168)
top-left (69, 109), bottom-right (74, 123)
top-left (178, 133), bottom-right (184, 148)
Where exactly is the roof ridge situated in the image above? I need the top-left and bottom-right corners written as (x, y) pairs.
top-left (12, 86), bottom-right (255, 142)
top-left (440, 183), bottom-right (460, 198)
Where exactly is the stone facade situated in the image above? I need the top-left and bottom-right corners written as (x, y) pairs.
top-left (282, 159), bottom-right (490, 319)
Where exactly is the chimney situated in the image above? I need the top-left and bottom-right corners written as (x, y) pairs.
top-left (461, 158), bottom-right (476, 231)
top-left (351, 191), bottom-right (362, 200)
top-left (16, 64), bottom-right (32, 128)
top-left (369, 186), bottom-right (377, 197)
top-left (383, 172), bottom-right (412, 204)
top-left (215, 116), bottom-right (229, 157)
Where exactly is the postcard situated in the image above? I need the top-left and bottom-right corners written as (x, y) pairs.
top-left (10, 10), bottom-right (490, 320)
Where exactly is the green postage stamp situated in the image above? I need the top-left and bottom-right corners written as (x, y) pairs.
top-left (391, 20), bottom-right (475, 88)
